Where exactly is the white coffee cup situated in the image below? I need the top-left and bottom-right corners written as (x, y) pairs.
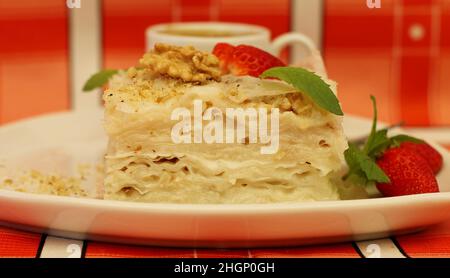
top-left (145, 22), bottom-right (316, 60)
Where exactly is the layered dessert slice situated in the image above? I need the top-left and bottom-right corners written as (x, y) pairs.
top-left (102, 43), bottom-right (349, 203)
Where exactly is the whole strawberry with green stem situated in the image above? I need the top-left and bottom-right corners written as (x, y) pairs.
top-left (344, 96), bottom-right (441, 197)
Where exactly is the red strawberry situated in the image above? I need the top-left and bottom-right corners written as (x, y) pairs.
top-left (400, 141), bottom-right (443, 174)
top-left (376, 146), bottom-right (439, 197)
top-left (212, 43), bottom-right (235, 74)
top-left (213, 44), bottom-right (285, 77)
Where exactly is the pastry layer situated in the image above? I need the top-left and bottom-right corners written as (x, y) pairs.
top-left (103, 70), bottom-right (348, 203)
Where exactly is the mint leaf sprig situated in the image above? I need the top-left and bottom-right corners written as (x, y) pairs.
top-left (343, 143), bottom-right (390, 183)
top-left (343, 95), bottom-right (424, 185)
top-left (82, 69), bottom-right (119, 92)
top-left (260, 67), bottom-right (343, 116)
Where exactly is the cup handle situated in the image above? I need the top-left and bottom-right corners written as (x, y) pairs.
top-left (271, 32), bottom-right (317, 58)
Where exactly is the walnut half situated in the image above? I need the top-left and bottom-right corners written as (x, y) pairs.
top-left (139, 43), bottom-right (221, 84)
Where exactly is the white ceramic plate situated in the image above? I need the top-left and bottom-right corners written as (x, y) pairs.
top-left (0, 111), bottom-right (449, 248)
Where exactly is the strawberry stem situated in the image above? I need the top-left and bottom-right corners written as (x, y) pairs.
top-left (362, 95), bottom-right (378, 154)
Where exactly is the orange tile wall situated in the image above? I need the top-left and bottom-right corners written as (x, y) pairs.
top-left (324, 0), bottom-right (450, 126)
top-left (0, 0), bottom-right (69, 124)
top-left (1, 0), bottom-right (449, 127)
top-left (102, 0), bottom-right (290, 69)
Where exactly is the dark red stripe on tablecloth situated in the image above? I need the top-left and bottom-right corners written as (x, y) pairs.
top-left (196, 249), bottom-right (250, 258)
top-left (395, 219), bottom-right (450, 258)
top-left (84, 241), bottom-right (196, 258)
top-left (0, 227), bottom-right (41, 258)
top-left (249, 244), bottom-right (361, 258)
top-left (83, 241), bottom-right (360, 258)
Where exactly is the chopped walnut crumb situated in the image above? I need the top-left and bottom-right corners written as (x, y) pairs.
top-left (139, 43), bottom-right (221, 84)
top-left (127, 67), bottom-right (138, 78)
top-left (0, 170), bottom-right (87, 197)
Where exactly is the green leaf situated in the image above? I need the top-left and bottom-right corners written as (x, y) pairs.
top-left (367, 129), bottom-right (391, 157)
top-left (344, 144), bottom-right (360, 170)
top-left (260, 67), bottom-right (343, 115)
top-left (345, 171), bottom-right (371, 187)
top-left (344, 144), bottom-right (390, 184)
top-left (82, 69), bottom-right (119, 92)
top-left (390, 134), bottom-right (424, 147)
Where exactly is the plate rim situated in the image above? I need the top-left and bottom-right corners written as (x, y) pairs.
top-left (1, 188), bottom-right (450, 214)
